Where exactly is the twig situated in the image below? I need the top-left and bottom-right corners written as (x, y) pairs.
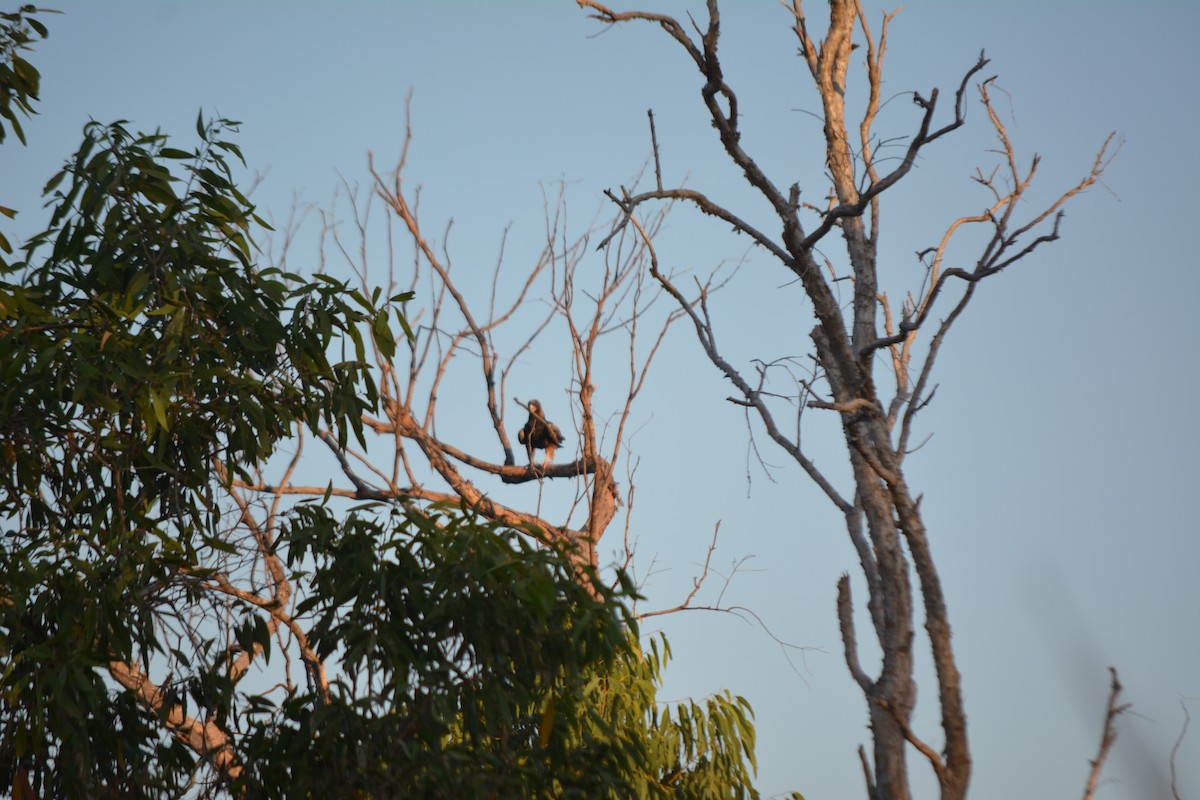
top-left (647, 108), bottom-right (663, 191)
top-left (1082, 667), bottom-right (1130, 800)
top-left (1170, 700), bottom-right (1190, 800)
top-left (636, 522), bottom-right (721, 618)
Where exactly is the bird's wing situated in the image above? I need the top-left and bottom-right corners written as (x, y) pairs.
top-left (548, 421), bottom-right (565, 445)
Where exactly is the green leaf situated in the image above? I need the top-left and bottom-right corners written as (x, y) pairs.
top-left (372, 311), bottom-right (395, 360)
top-left (202, 535), bottom-right (238, 555)
top-left (9, 112), bottom-right (26, 145)
top-left (42, 167), bottom-right (65, 195)
top-left (12, 55), bottom-right (39, 87)
top-left (395, 307), bottom-right (414, 342)
top-left (139, 179), bottom-right (176, 207)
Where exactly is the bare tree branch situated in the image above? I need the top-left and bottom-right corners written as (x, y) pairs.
top-left (621, 210), bottom-right (853, 514)
top-left (1082, 668), bottom-right (1130, 800)
top-left (1170, 700), bottom-right (1191, 800)
top-left (836, 575), bottom-right (872, 693)
top-left (637, 523), bottom-right (722, 619)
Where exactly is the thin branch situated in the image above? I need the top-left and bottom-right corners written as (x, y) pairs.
top-left (622, 209), bottom-right (852, 513)
top-left (647, 108), bottom-right (663, 191)
top-left (800, 52), bottom-right (991, 250)
top-left (861, 128), bottom-right (1117, 363)
top-left (1082, 667), bottom-right (1130, 800)
top-left (1170, 701), bottom-right (1191, 800)
top-left (578, 0), bottom-right (706, 69)
top-left (600, 186), bottom-right (791, 264)
top-left (200, 574), bottom-right (330, 705)
top-left (636, 523), bottom-right (721, 618)
top-left (641, 600), bottom-right (811, 677)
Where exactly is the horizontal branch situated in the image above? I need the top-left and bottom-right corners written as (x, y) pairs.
top-left (601, 187), bottom-right (792, 266)
top-left (808, 396), bottom-right (877, 415)
top-left (578, 0), bottom-right (705, 70)
top-left (360, 413), bottom-right (601, 483)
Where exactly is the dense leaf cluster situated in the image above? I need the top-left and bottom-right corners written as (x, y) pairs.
top-left (0, 4), bottom-right (51, 148)
top-left (0, 110), bottom-right (384, 796)
top-left (235, 505), bottom-right (766, 799)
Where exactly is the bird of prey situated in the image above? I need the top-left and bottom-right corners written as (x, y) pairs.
top-left (518, 399), bottom-right (565, 468)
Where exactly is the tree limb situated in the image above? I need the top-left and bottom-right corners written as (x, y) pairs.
top-left (107, 660), bottom-right (242, 785)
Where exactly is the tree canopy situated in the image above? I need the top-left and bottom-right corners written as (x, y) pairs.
top-left (0, 8), bottom-right (769, 798)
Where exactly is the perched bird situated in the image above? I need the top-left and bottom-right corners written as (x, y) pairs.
top-left (518, 399), bottom-right (566, 467)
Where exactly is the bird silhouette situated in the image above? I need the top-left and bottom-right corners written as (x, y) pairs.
top-left (518, 399), bottom-right (565, 468)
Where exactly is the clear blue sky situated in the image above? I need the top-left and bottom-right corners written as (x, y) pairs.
top-left (3, 2), bottom-right (1197, 798)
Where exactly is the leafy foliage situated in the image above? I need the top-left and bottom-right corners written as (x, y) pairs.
top-left (4, 115), bottom-right (371, 518)
top-left (0, 9), bottom-right (777, 799)
top-left (238, 504), bottom-right (631, 798)
top-left (0, 110), bottom-right (384, 796)
top-left (0, 4), bottom-right (55, 259)
top-left (0, 4), bottom-right (51, 147)
top-left (235, 504), bottom-right (772, 800)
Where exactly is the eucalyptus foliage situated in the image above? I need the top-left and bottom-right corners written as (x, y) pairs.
top-left (0, 106), bottom-right (383, 795)
top-left (0, 8), bottom-right (776, 799)
top-left (0, 3), bottom-right (51, 147)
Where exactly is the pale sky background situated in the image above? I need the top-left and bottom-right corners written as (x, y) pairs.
top-left (3, 2), bottom-right (1197, 798)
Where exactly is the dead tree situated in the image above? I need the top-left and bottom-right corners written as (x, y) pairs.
top-left (579, 1), bottom-right (1116, 798)
top-left (243, 106), bottom-right (686, 582)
